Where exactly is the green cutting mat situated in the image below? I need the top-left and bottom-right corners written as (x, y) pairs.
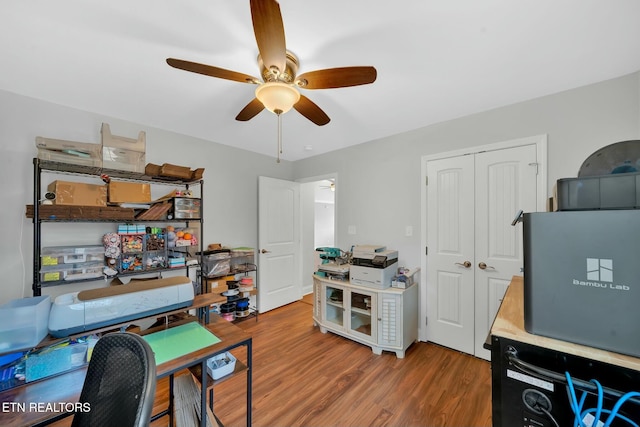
top-left (142, 322), bottom-right (221, 365)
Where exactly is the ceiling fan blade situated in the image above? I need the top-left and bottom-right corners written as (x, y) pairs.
top-left (294, 95), bottom-right (330, 126)
top-left (167, 58), bottom-right (259, 84)
top-left (250, 0), bottom-right (287, 74)
top-left (236, 98), bottom-right (265, 121)
top-left (296, 66), bottom-right (377, 89)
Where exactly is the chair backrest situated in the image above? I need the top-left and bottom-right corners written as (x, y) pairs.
top-left (72, 332), bottom-right (156, 427)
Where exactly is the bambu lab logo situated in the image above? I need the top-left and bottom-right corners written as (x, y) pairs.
top-left (587, 258), bottom-right (613, 282)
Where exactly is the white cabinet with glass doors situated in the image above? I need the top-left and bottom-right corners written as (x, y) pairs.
top-left (313, 275), bottom-right (418, 358)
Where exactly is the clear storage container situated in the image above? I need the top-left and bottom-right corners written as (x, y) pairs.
top-left (25, 342), bottom-right (88, 382)
top-left (202, 250), bottom-right (231, 277)
top-left (40, 261), bottom-right (104, 282)
top-left (0, 296), bottom-right (51, 353)
top-left (40, 245), bottom-right (104, 266)
top-left (172, 198), bottom-right (202, 219)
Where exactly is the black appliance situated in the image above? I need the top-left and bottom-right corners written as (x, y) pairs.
top-left (491, 337), bottom-right (640, 427)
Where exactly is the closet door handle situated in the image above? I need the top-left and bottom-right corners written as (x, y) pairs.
top-left (261, 249), bottom-right (271, 254)
top-left (455, 261), bottom-right (472, 268)
top-left (478, 262), bottom-right (495, 270)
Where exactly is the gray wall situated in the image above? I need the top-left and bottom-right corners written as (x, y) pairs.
top-left (0, 89), bottom-right (293, 304)
top-left (293, 71), bottom-right (640, 273)
top-left (1, 71), bottom-right (639, 305)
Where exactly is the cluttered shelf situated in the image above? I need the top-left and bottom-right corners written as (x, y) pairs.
top-left (205, 275), bottom-right (258, 324)
top-left (36, 264), bottom-right (199, 288)
top-left (26, 205), bottom-right (204, 223)
top-left (32, 153), bottom-right (205, 295)
top-left (201, 248), bottom-right (258, 324)
top-left (206, 264), bottom-right (257, 280)
top-left (36, 159), bottom-right (203, 186)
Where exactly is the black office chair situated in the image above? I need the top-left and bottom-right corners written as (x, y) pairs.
top-left (72, 332), bottom-right (157, 427)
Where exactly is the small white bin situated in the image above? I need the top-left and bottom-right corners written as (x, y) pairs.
top-left (206, 352), bottom-right (236, 380)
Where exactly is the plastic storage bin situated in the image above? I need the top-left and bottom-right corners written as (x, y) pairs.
top-left (172, 198), bottom-right (202, 219)
top-left (41, 245), bottom-right (104, 266)
top-left (0, 296), bottom-right (51, 353)
top-left (202, 250), bottom-right (231, 277)
top-left (144, 250), bottom-right (168, 270)
top-left (40, 261), bottom-right (104, 282)
top-left (25, 342), bottom-right (88, 382)
top-left (35, 136), bottom-right (102, 168)
top-left (230, 247), bottom-right (255, 273)
top-left (206, 351), bottom-right (236, 380)
top-left (119, 253), bottom-right (144, 272)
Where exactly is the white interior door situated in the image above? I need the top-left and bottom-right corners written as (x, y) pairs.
top-left (426, 155), bottom-right (476, 354)
top-left (426, 141), bottom-right (541, 359)
top-left (473, 145), bottom-right (538, 359)
top-left (258, 176), bottom-right (302, 313)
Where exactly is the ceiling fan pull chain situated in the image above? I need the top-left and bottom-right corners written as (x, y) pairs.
top-left (276, 111), bottom-right (282, 163)
top-left (279, 113), bottom-right (283, 154)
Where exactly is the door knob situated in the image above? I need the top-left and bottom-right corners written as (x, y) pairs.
top-left (261, 249), bottom-right (271, 254)
top-left (478, 262), bottom-right (495, 270)
top-left (455, 261), bottom-right (472, 268)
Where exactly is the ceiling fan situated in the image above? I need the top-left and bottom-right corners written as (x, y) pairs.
top-left (166, 0), bottom-right (377, 160)
top-left (320, 179), bottom-right (335, 191)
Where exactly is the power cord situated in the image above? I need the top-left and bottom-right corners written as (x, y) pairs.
top-left (523, 388), bottom-right (560, 427)
top-left (538, 405), bottom-right (560, 427)
top-left (565, 371), bottom-right (640, 427)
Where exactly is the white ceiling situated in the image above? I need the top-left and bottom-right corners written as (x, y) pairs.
top-left (2, 1), bottom-right (640, 161)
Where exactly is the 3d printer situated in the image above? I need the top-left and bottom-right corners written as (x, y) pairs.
top-left (315, 247), bottom-right (350, 280)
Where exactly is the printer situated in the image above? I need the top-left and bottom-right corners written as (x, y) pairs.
top-left (350, 245), bottom-right (398, 289)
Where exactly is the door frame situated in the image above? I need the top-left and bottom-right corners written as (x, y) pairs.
top-left (419, 134), bottom-right (548, 342)
top-left (297, 173), bottom-right (338, 295)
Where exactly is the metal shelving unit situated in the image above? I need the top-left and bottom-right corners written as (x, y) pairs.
top-left (32, 158), bottom-right (205, 296)
top-left (204, 251), bottom-right (258, 323)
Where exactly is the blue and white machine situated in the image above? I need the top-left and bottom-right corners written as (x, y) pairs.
top-left (48, 276), bottom-right (194, 337)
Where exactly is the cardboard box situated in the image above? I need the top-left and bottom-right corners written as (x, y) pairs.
top-left (108, 181), bottom-right (151, 203)
top-left (47, 180), bottom-right (107, 206)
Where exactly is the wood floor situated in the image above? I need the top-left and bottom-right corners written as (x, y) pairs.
top-left (162, 297), bottom-right (491, 427)
top-left (53, 296), bottom-right (493, 427)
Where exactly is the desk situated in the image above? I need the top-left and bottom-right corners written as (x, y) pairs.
top-left (0, 313), bottom-right (251, 427)
top-left (490, 276), bottom-right (640, 426)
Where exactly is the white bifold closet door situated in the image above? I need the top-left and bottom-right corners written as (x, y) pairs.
top-left (426, 143), bottom-right (538, 360)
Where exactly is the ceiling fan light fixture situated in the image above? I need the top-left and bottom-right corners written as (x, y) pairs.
top-left (255, 81), bottom-right (300, 115)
